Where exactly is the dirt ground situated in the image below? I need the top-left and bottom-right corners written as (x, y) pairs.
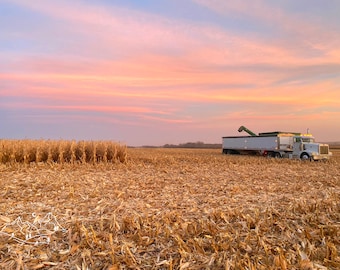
top-left (1, 148), bottom-right (339, 269)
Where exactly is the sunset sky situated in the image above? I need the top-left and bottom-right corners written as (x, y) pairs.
top-left (1, 0), bottom-right (340, 146)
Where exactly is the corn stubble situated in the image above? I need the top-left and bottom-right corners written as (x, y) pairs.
top-left (0, 146), bottom-right (339, 269)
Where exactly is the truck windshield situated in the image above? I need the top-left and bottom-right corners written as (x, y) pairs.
top-left (294, 137), bottom-right (315, 143)
top-left (302, 137), bottom-right (315, 143)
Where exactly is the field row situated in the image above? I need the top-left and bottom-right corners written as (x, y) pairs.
top-left (0, 140), bottom-right (127, 164)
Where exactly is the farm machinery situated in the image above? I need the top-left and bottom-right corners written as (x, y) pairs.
top-left (222, 126), bottom-right (332, 160)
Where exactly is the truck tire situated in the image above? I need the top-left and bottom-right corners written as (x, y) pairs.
top-left (274, 152), bottom-right (281, 158)
top-left (300, 153), bottom-right (310, 161)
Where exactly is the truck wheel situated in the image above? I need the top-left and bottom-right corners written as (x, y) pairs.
top-left (300, 153), bottom-right (310, 161)
top-left (274, 152), bottom-right (281, 158)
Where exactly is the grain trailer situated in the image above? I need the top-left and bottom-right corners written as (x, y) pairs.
top-left (222, 126), bottom-right (332, 160)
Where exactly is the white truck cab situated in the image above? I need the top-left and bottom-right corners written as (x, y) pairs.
top-left (291, 135), bottom-right (331, 160)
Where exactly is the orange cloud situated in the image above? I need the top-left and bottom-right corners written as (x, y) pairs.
top-left (2, 0), bottom-right (340, 144)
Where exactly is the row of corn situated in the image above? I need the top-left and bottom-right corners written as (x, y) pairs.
top-left (0, 139), bottom-right (127, 164)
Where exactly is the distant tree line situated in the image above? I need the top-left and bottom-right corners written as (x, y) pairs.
top-left (329, 142), bottom-right (340, 149)
top-left (163, 141), bottom-right (222, 149)
top-left (138, 141), bottom-right (340, 149)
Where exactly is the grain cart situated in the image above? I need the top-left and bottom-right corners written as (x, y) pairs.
top-left (222, 126), bottom-right (332, 160)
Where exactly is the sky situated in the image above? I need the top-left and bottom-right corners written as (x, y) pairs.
top-left (1, 0), bottom-right (340, 146)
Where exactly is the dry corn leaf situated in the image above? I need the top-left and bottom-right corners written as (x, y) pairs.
top-left (0, 215), bottom-right (11, 223)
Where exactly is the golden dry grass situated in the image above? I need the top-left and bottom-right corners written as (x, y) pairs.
top-left (0, 147), bottom-right (339, 269)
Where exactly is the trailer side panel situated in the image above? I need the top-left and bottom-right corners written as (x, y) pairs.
top-left (222, 136), bottom-right (278, 151)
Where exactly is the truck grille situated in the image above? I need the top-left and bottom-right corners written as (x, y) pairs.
top-left (320, 145), bottom-right (329, 154)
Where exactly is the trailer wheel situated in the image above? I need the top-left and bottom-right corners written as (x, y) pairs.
top-left (222, 149), bottom-right (230, 154)
top-left (300, 153), bottom-right (310, 161)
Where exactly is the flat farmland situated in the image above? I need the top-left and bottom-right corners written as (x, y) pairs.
top-left (0, 148), bottom-right (339, 269)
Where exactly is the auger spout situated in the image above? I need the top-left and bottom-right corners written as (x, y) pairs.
top-left (238, 126), bottom-right (257, 136)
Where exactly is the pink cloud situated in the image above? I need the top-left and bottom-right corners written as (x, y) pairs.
top-left (3, 0), bottom-right (339, 83)
top-left (193, 0), bottom-right (340, 61)
top-left (1, 57), bottom-right (339, 108)
top-left (4, 0), bottom-right (198, 59)
top-left (2, 0), bottom-right (319, 68)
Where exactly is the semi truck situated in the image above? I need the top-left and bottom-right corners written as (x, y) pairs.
top-left (222, 126), bottom-right (332, 160)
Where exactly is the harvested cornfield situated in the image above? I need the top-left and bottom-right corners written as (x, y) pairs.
top-left (0, 146), bottom-right (339, 269)
top-left (0, 140), bottom-right (127, 164)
